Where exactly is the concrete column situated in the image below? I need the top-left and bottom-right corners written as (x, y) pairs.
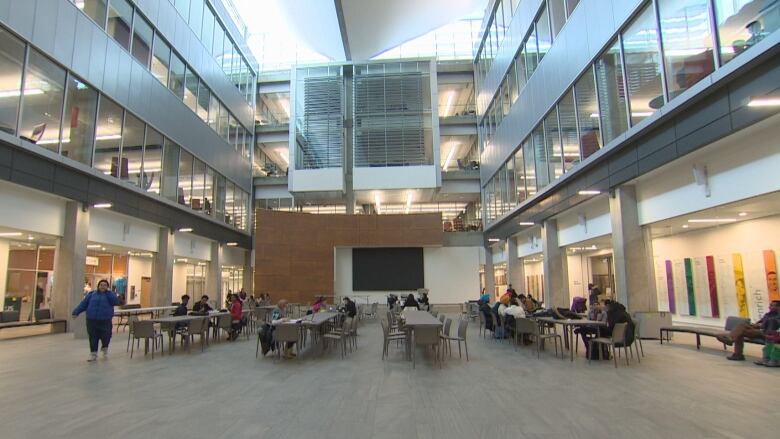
top-left (151, 227), bottom-right (174, 307)
top-left (207, 242), bottom-right (223, 305)
top-left (609, 186), bottom-right (657, 312)
top-left (484, 245), bottom-right (495, 300)
top-left (506, 237), bottom-right (524, 291)
top-left (52, 201), bottom-right (89, 338)
top-left (242, 249), bottom-right (253, 294)
top-left (542, 219), bottom-right (568, 308)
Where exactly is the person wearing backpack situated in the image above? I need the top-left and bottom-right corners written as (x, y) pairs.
top-left (72, 279), bottom-right (119, 362)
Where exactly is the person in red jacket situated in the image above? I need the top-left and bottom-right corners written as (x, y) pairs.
top-left (228, 294), bottom-right (243, 341)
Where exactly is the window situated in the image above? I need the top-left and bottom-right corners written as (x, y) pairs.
top-left (218, 103), bottom-right (230, 139)
top-left (522, 139), bottom-right (536, 196)
top-left (142, 127), bottom-right (163, 194)
top-left (215, 174), bottom-right (226, 221)
top-left (151, 37), bottom-right (171, 86)
top-left (502, 0), bottom-right (515, 28)
top-left (191, 158), bottom-right (206, 212)
top-left (532, 124), bottom-right (549, 189)
top-left (120, 112), bottom-right (144, 186)
top-left (178, 149), bottom-right (193, 207)
top-left (175, 0), bottom-right (191, 19)
top-left (208, 96), bottom-right (219, 131)
top-left (188, 0), bottom-right (204, 39)
top-left (76, 0), bottom-right (107, 29)
top-left (558, 90), bottom-right (580, 171)
top-left (595, 38), bottom-right (629, 144)
top-left (196, 81), bottom-right (210, 122)
top-left (201, 7), bottom-right (215, 56)
top-left (107, 0), bottom-right (133, 51)
top-left (525, 29), bottom-right (538, 78)
top-left (713, 0), bottom-right (780, 65)
top-left (544, 108), bottom-right (563, 180)
top-left (574, 69), bottom-right (601, 159)
top-left (131, 12), bottom-right (153, 68)
top-left (20, 50), bottom-right (66, 151)
top-left (622, 4), bottom-right (664, 126)
top-left (60, 76), bottom-right (98, 166)
top-left (224, 181), bottom-right (234, 225)
top-left (234, 189), bottom-right (246, 231)
top-left (536, 5), bottom-right (552, 62)
top-left (161, 139), bottom-right (180, 201)
top-left (168, 52), bottom-right (186, 99)
top-left (93, 96), bottom-right (124, 178)
top-left (566, 0), bottom-right (580, 16)
top-left (512, 0), bottom-right (523, 14)
top-left (212, 22), bottom-right (225, 58)
top-left (222, 36), bottom-right (233, 74)
top-left (0, 28), bottom-right (25, 136)
top-left (658, 0), bottom-right (715, 99)
top-left (516, 47), bottom-right (528, 90)
top-left (549, 0), bottom-right (567, 37)
top-left (514, 147), bottom-right (526, 203)
top-left (184, 67), bottom-right (199, 112)
top-left (204, 166), bottom-right (215, 216)
top-left (508, 61), bottom-right (519, 104)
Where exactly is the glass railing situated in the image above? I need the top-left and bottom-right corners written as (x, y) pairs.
top-left (439, 103), bottom-right (477, 118)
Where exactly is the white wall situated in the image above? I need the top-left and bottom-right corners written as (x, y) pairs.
top-left (567, 254), bottom-right (589, 301)
top-left (0, 240), bottom-right (8, 304)
top-left (126, 256), bottom-right (152, 305)
top-left (556, 197), bottom-right (612, 247)
top-left (0, 181), bottom-right (65, 236)
top-left (172, 263), bottom-right (188, 303)
top-left (517, 227), bottom-right (542, 257)
top-left (222, 246), bottom-right (246, 266)
top-left (290, 167), bottom-right (343, 192)
top-left (353, 165), bottom-right (438, 190)
top-left (334, 246), bottom-right (481, 304)
top-left (174, 232), bottom-right (212, 261)
top-left (652, 215), bottom-right (780, 326)
top-left (88, 210), bottom-right (159, 252)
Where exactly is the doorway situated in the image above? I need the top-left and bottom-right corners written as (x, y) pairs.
top-left (140, 276), bottom-right (151, 308)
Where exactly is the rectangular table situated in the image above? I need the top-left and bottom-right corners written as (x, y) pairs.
top-left (152, 313), bottom-right (229, 353)
top-left (399, 310), bottom-right (442, 361)
top-left (536, 317), bottom-right (607, 361)
top-left (276, 311), bottom-right (340, 356)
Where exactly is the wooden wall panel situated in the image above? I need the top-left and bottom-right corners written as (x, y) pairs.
top-left (253, 210), bottom-right (443, 304)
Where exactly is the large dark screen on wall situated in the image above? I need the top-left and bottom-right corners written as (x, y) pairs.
top-left (352, 248), bottom-right (424, 291)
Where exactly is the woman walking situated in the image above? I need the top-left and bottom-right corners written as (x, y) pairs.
top-left (72, 279), bottom-right (118, 362)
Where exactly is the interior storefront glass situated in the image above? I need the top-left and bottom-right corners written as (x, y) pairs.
top-left (2, 241), bottom-right (56, 321)
top-left (574, 68), bottom-right (601, 159)
top-left (120, 112), bottom-right (145, 186)
top-left (0, 28), bottom-right (25, 136)
top-left (713, 0), bottom-right (780, 65)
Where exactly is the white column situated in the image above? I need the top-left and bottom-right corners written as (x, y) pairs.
top-left (484, 245), bottom-right (495, 300)
top-left (207, 242), bottom-right (222, 305)
top-left (151, 227), bottom-right (174, 307)
top-left (507, 236), bottom-right (524, 291)
top-left (542, 219), bottom-right (568, 308)
top-left (52, 201), bottom-right (90, 338)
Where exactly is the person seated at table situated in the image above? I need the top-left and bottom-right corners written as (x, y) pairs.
top-left (271, 300), bottom-right (296, 358)
top-left (604, 301), bottom-right (635, 344)
top-left (172, 295), bottom-right (189, 316)
top-left (518, 294), bottom-right (536, 313)
top-left (403, 293), bottom-right (419, 310)
top-left (575, 300), bottom-right (608, 356)
top-left (478, 288), bottom-right (490, 305)
top-left (311, 296), bottom-right (326, 314)
top-left (504, 298), bottom-right (526, 319)
top-left (418, 291), bottom-right (430, 310)
top-left (228, 294), bottom-right (243, 341)
top-left (238, 289), bottom-right (248, 307)
top-left (571, 296), bottom-right (587, 313)
top-left (191, 295), bottom-right (213, 315)
top-left (339, 296), bottom-right (357, 318)
top-left (717, 300), bottom-right (780, 362)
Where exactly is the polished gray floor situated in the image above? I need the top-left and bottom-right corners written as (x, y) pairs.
top-left (0, 316), bottom-right (775, 439)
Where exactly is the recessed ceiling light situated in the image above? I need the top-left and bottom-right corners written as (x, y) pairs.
top-left (87, 244), bottom-right (101, 249)
top-left (518, 222), bottom-right (534, 226)
top-left (0, 232), bottom-right (23, 237)
top-left (738, 212), bottom-right (747, 217)
top-left (488, 238), bottom-right (500, 242)
top-left (682, 224), bottom-right (689, 229)
top-left (578, 190), bottom-right (601, 195)
top-left (93, 203), bottom-right (112, 209)
top-left (226, 242), bottom-right (238, 247)
top-left (178, 227), bottom-right (193, 232)
top-left (747, 97), bottom-right (780, 107)
top-left (27, 235), bottom-right (34, 240)
top-left (687, 219), bottom-right (737, 223)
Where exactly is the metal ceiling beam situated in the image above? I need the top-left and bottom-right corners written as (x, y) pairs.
top-left (334, 0), bottom-right (352, 60)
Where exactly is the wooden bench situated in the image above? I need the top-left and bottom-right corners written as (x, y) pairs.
top-left (0, 319), bottom-right (68, 339)
top-left (660, 316), bottom-right (765, 350)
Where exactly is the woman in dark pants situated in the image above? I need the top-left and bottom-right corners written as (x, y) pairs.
top-left (72, 279), bottom-right (119, 362)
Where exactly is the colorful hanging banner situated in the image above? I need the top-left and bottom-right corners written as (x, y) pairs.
top-left (764, 250), bottom-right (779, 302)
top-left (684, 258), bottom-right (696, 316)
top-left (732, 254), bottom-right (749, 318)
top-left (705, 256), bottom-right (720, 317)
top-left (665, 260), bottom-right (676, 314)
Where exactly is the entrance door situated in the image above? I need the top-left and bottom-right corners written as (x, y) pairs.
top-left (140, 277), bottom-right (152, 308)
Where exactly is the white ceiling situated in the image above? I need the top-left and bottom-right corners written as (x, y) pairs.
top-left (266, 0), bottom-right (487, 61)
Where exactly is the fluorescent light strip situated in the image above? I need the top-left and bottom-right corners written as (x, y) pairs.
top-left (687, 218), bottom-right (737, 223)
top-left (226, 242), bottom-right (238, 247)
top-left (374, 193), bottom-right (382, 215)
top-left (747, 98), bottom-right (780, 107)
top-left (0, 232), bottom-right (23, 237)
top-left (578, 190), bottom-right (601, 195)
top-left (93, 203), bottom-right (112, 209)
top-left (443, 142), bottom-right (458, 171)
top-left (518, 222), bottom-right (534, 226)
top-left (178, 227), bottom-right (193, 232)
top-left (405, 192), bottom-right (413, 214)
top-left (488, 238), bottom-right (500, 242)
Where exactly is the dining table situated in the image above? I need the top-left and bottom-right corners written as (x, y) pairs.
top-left (275, 311), bottom-right (340, 355)
top-left (535, 316), bottom-right (608, 362)
top-left (152, 312), bottom-right (230, 353)
top-left (399, 310), bottom-right (442, 361)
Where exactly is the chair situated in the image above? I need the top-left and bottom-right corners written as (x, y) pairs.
top-left (34, 309), bottom-right (51, 321)
top-left (274, 323), bottom-right (301, 360)
top-left (130, 320), bottom-right (164, 358)
top-left (323, 318), bottom-right (350, 359)
top-left (125, 315), bottom-right (140, 352)
top-left (182, 318), bottom-right (209, 352)
top-left (0, 311), bottom-right (20, 323)
top-left (589, 323), bottom-right (630, 368)
top-left (514, 315), bottom-right (535, 351)
top-left (438, 314), bottom-right (446, 324)
top-left (381, 319), bottom-right (406, 360)
top-left (215, 314), bottom-right (232, 340)
top-left (478, 309), bottom-right (485, 336)
top-left (413, 326), bottom-right (442, 369)
top-left (431, 310), bottom-right (439, 318)
top-left (349, 315), bottom-right (360, 351)
top-left (439, 318), bottom-right (453, 357)
top-left (368, 303), bottom-right (378, 319)
top-left (516, 318), bottom-right (562, 359)
top-left (442, 318), bottom-right (469, 361)
top-left (633, 318), bottom-right (644, 358)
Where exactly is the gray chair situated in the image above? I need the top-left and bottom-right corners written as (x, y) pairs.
top-left (323, 318), bottom-right (350, 359)
top-left (413, 326), bottom-right (442, 369)
top-left (215, 314), bottom-right (232, 340)
top-left (0, 311), bottom-right (20, 323)
top-left (514, 315), bottom-right (535, 351)
top-left (183, 318), bottom-right (209, 352)
top-left (274, 323), bottom-right (301, 360)
top-left (589, 323), bottom-right (630, 368)
top-left (442, 318), bottom-right (469, 361)
top-left (130, 320), bottom-right (164, 359)
top-left (516, 318), bottom-right (562, 359)
top-left (381, 319), bottom-right (406, 360)
top-left (438, 314), bottom-right (446, 324)
top-left (125, 315), bottom-right (140, 352)
top-left (439, 318), bottom-right (453, 357)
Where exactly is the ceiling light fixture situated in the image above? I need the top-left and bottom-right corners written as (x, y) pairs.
top-left (738, 212), bottom-right (748, 217)
top-left (0, 232), bottom-right (23, 237)
top-left (226, 242), bottom-right (238, 247)
top-left (405, 191), bottom-right (413, 214)
top-left (747, 97), bottom-right (780, 107)
top-left (518, 222), bottom-right (534, 226)
top-left (95, 134), bottom-right (122, 141)
top-left (687, 218), bottom-right (737, 223)
top-left (443, 142), bottom-right (459, 171)
top-left (374, 193), bottom-right (382, 215)
top-left (93, 203), bottom-right (112, 209)
top-left (488, 238), bottom-right (500, 242)
top-left (682, 225), bottom-right (689, 229)
top-left (178, 227), bottom-right (193, 232)
top-left (578, 190), bottom-right (601, 195)
top-left (87, 244), bottom-right (101, 249)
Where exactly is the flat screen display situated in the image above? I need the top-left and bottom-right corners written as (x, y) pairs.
top-left (352, 248), bottom-right (424, 291)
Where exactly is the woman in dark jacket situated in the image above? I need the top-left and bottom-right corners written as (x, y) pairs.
top-left (402, 293), bottom-right (419, 310)
top-left (72, 279), bottom-right (118, 362)
top-left (604, 301), bottom-right (635, 345)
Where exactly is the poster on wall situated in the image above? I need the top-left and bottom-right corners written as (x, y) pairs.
top-left (692, 257), bottom-right (711, 317)
top-left (665, 260), bottom-right (676, 314)
top-left (744, 251), bottom-right (769, 321)
top-left (683, 258), bottom-right (697, 316)
top-left (654, 257), bottom-right (670, 312)
top-left (714, 254), bottom-right (738, 318)
top-left (672, 259), bottom-right (689, 315)
top-left (764, 250), bottom-right (779, 302)
top-left (705, 256), bottom-right (720, 317)
top-left (732, 254), bottom-right (750, 318)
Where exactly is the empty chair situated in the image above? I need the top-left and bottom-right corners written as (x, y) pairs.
top-left (439, 318), bottom-right (453, 357)
top-left (215, 314), bottom-right (232, 340)
top-left (478, 309), bottom-right (485, 336)
top-left (34, 309), bottom-right (51, 321)
top-left (633, 318), bottom-right (644, 358)
top-left (323, 317), bottom-right (350, 359)
top-left (438, 314), bottom-right (446, 324)
top-left (130, 320), bottom-right (164, 359)
top-left (273, 323), bottom-right (301, 360)
top-left (348, 315), bottom-right (360, 351)
top-left (125, 315), bottom-right (140, 352)
top-left (182, 318), bottom-right (209, 352)
top-left (413, 326), bottom-right (442, 369)
top-left (516, 318), bottom-right (563, 359)
top-left (442, 318), bottom-right (470, 361)
top-left (589, 322), bottom-right (630, 368)
top-left (380, 319), bottom-right (406, 360)
top-left (369, 302), bottom-right (378, 319)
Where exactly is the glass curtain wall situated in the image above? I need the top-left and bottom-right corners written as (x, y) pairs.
top-left (19, 49), bottom-right (66, 150)
top-left (594, 39), bottom-right (629, 144)
top-left (61, 76), bottom-right (98, 165)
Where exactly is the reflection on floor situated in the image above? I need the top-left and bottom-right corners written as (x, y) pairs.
top-left (0, 317), bottom-right (774, 439)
